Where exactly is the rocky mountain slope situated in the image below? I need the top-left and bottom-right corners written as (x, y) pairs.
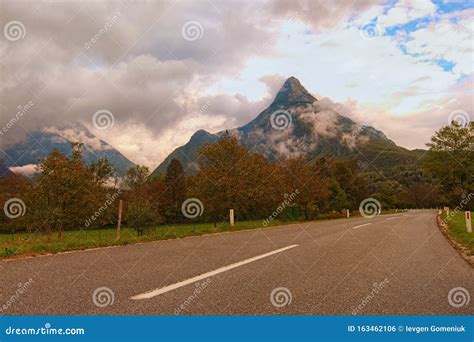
top-left (1, 123), bottom-right (134, 176)
top-left (152, 77), bottom-right (421, 176)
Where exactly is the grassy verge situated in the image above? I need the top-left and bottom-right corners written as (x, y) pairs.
top-left (0, 209), bottom-right (406, 259)
top-left (0, 219), bottom-right (293, 258)
top-left (440, 211), bottom-right (474, 255)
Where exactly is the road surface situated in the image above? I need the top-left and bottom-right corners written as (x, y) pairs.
top-left (1, 210), bottom-right (472, 315)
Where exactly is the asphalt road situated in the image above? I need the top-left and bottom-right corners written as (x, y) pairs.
top-left (1, 210), bottom-right (473, 315)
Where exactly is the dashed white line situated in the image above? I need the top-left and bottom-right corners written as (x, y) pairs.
top-left (131, 244), bottom-right (299, 300)
top-left (353, 223), bottom-right (372, 229)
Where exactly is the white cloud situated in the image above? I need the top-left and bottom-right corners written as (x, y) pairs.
top-left (0, 0), bottom-right (472, 169)
top-left (377, 0), bottom-right (436, 28)
top-left (405, 11), bottom-right (474, 75)
top-left (9, 164), bottom-right (37, 176)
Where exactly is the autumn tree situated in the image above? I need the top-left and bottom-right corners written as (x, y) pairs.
top-left (0, 173), bottom-right (30, 232)
top-left (423, 121), bottom-right (473, 206)
top-left (124, 165), bottom-right (149, 190)
top-left (33, 144), bottom-right (98, 239)
top-left (191, 137), bottom-right (281, 223)
top-left (89, 158), bottom-right (115, 186)
top-left (163, 159), bottom-right (187, 223)
top-left (123, 165), bottom-right (159, 234)
top-left (402, 183), bottom-right (439, 208)
top-left (279, 157), bottom-right (329, 219)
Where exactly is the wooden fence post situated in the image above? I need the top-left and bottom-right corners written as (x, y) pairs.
top-left (116, 200), bottom-right (123, 241)
top-left (466, 211), bottom-right (472, 233)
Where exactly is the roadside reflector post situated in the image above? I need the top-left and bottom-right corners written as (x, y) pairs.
top-left (346, 209), bottom-right (350, 218)
top-left (230, 209), bottom-right (234, 226)
top-left (116, 199), bottom-right (123, 241)
top-left (466, 211), bottom-right (472, 233)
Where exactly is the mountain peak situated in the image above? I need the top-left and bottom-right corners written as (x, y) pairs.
top-left (273, 77), bottom-right (317, 106)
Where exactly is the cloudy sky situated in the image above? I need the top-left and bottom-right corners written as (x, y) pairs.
top-left (1, 0), bottom-right (473, 168)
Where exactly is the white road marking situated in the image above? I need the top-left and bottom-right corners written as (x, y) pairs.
top-left (353, 223), bottom-right (372, 229)
top-left (131, 244), bottom-right (299, 300)
top-left (386, 217), bottom-right (396, 220)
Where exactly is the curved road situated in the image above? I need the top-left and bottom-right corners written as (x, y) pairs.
top-left (1, 210), bottom-right (472, 315)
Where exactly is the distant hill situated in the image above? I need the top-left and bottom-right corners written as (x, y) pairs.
top-left (152, 77), bottom-right (423, 176)
top-left (1, 123), bottom-right (135, 176)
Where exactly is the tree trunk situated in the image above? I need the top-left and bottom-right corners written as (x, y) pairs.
top-left (57, 224), bottom-right (63, 241)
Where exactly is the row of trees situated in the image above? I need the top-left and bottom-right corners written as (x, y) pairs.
top-left (0, 121), bottom-right (472, 238)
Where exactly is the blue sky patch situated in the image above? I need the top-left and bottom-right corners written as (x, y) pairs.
top-left (433, 0), bottom-right (474, 14)
top-left (435, 58), bottom-right (456, 72)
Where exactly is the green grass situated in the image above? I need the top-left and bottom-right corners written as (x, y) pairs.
top-left (0, 208), bottom-right (406, 259)
top-left (0, 219), bottom-right (292, 258)
top-left (441, 211), bottom-right (474, 255)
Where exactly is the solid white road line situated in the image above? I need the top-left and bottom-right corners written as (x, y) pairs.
top-left (353, 223), bottom-right (372, 229)
top-left (130, 244), bottom-right (299, 300)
